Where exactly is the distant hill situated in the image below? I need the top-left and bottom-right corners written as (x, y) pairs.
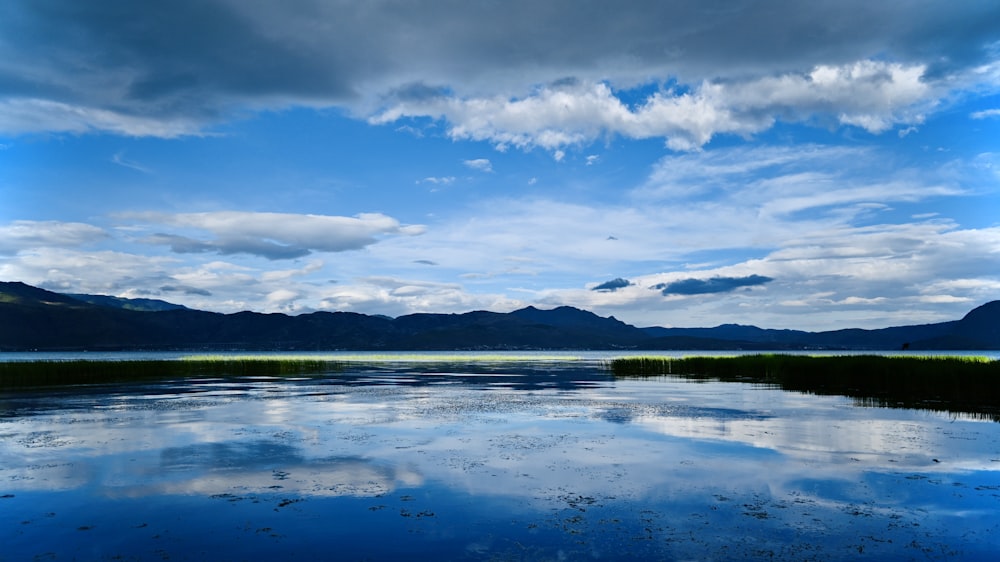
top-left (0, 281), bottom-right (997, 351)
top-left (66, 293), bottom-right (189, 312)
top-left (0, 281), bottom-right (84, 307)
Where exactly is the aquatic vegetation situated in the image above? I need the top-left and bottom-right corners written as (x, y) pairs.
top-left (0, 358), bottom-right (344, 388)
top-left (4, 353), bottom-right (999, 422)
top-left (0, 354), bottom-right (583, 389)
top-left (184, 353), bottom-right (582, 363)
top-left (611, 354), bottom-right (1000, 420)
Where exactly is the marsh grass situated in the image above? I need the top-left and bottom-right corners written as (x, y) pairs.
top-left (0, 354), bottom-right (583, 389)
top-left (611, 354), bottom-right (1000, 420)
top-left (184, 353), bottom-right (581, 363)
top-left (0, 358), bottom-right (344, 388)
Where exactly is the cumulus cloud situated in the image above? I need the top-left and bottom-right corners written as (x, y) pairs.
top-left (131, 211), bottom-right (425, 260)
top-left (374, 61), bottom-right (935, 152)
top-left (654, 275), bottom-right (774, 295)
top-left (2, 1), bottom-right (997, 145)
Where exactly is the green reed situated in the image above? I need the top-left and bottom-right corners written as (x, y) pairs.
top-left (0, 358), bottom-right (344, 388)
top-left (610, 354), bottom-right (1000, 420)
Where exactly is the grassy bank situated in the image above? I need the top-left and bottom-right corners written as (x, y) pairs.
top-left (611, 354), bottom-right (1000, 420)
top-left (0, 357), bottom-right (344, 388)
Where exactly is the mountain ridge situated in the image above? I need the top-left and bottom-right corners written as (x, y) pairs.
top-left (1, 281), bottom-right (997, 351)
top-left (65, 293), bottom-right (189, 312)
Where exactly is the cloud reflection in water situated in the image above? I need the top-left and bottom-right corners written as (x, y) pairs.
top-left (2, 363), bottom-right (999, 560)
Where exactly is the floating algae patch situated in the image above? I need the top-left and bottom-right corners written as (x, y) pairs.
top-left (0, 357), bottom-right (344, 389)
top-left (610, 354), bottom-right (1000, 421)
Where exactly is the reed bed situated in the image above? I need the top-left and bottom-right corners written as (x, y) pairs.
top-left (0, 358), bottom-right (343, 388)
top-left (0, 354), bottom-right (583, 389)
top-left (611, 354), bottom-right (1000, 420)
top-left (184, 353), bottom-right (582, 363)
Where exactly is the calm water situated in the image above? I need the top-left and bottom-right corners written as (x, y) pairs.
top-left (2, 356), bottom-right (999, 560)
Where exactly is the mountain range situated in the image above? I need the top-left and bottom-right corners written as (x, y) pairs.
top-left (1, 281), bottom-right (998, 351)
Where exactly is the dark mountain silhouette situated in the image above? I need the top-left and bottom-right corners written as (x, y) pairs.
top-left (0, 281), bottom-right (83, 307)
top-left (952, 300), bottom-right (1000, 344)
top-left (66, 293), bottom-right (188, 312)
top-left (1, 281), bottom-right (998, 351)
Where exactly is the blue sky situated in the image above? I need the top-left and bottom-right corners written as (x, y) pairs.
top-left (1, 0), bottom-right (999, 330)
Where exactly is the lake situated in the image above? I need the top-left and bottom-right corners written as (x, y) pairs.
top-left (2, 353), bottom-right (1000, 560)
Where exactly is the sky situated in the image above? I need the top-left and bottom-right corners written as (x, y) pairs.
top-left (1, 0), bottom-right (1000, 331)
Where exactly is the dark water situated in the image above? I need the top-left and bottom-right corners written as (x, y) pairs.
top-left (2, 357), bottom-right (999, 560)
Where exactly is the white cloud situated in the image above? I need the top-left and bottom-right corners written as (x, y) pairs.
top-left (260, 260), bottom-right (324, 283)
top-left (545, 218), bottom-right (1000, 330)
top-left (5, 139), bottom-right (993, 329)
top-left (0, 247), bottom-right (178, 294)
top-left (971, 108), bottom-right (1000, 119)
top-left (371, 81), bottom-right (635, 152)
top-left (317, 276), bottom-right (522, 318)
top-left (127, 211), bottom-right (425, 260)
top-left (0, 251), bottom-right (326, 315)
top-left (111, 151), bottom-right (152, 173)
top-left (721, 61), bottom-right (932, 133)
top-left (915, 294), bottom-right (973, 304)
top-left (4, 2), bottom-right (998, 143)
top-left (419, 176), bottom-right (456, 185)
top-left (4, 203), bottom-right (997, 328)
top-left (637, 144), bottom-right (965, 218)
top-left (373, 61), bottom-right (936, 153)
top-left (463, 158), bottom-right (493, 172)
top-left (0, 220), bottom-right (109, 255)
top-left (413, 145), bottom-right (995, 330)
top-left (265, 288), bottom-right (301, 311)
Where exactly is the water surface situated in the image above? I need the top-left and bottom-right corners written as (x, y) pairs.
top-left (2, 358), bottom-right (999, 560)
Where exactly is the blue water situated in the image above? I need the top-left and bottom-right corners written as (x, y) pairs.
top-left (2, 357), bottom-right (999, 560)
